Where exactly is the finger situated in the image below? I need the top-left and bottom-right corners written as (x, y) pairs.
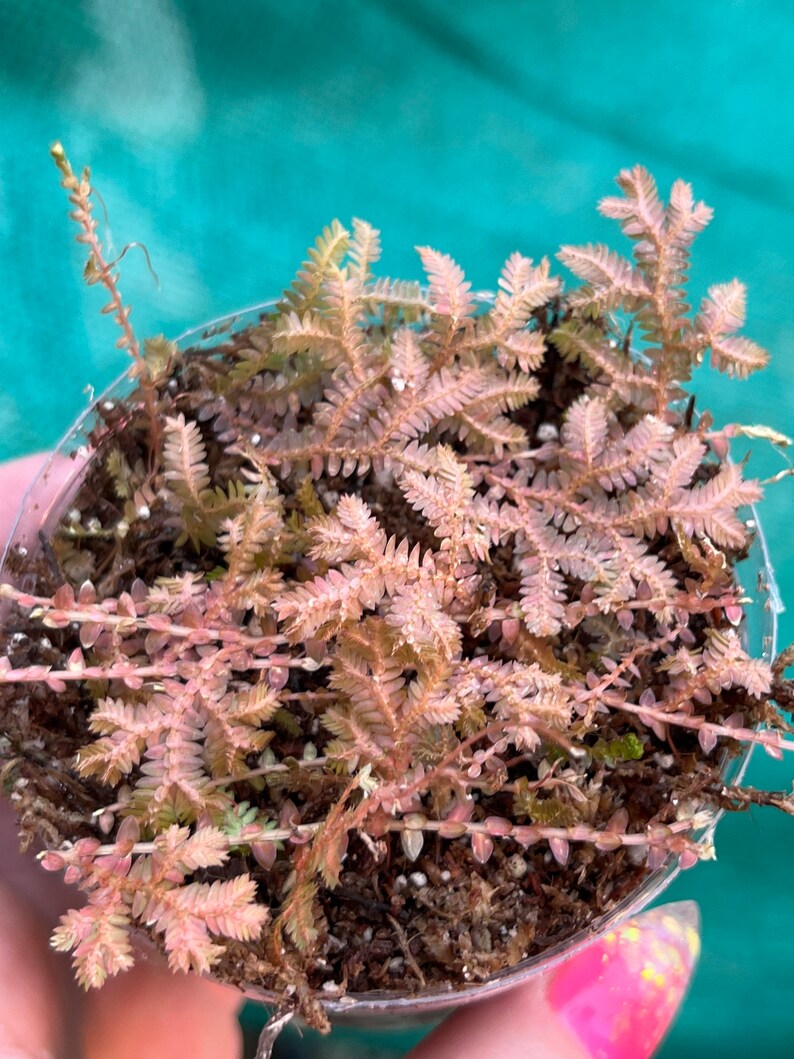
top-left (0, 883), bottom-right (63, 1059)
top-left (408, 901), bottom-right (700, 1059)
top-left (0, 799), bottom-right (81, 927)
top-left (81, 958), bottom-right (244, 1059)
top-left (0, 450), bottom-right (93, 583)
top-left (0, 453), bottom-right (50, 548)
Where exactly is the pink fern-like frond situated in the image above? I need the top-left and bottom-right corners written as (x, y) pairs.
top-left (517, 553), bottom-right (566, 637)
top-left (398, 445), bottom-right (494, 562)
top-left (386, 579), bottom-right (463, 660)
top-left (557, 243), bottom-right (651, 303)
top-left (51, 906), bottom-right (134, 989)
top-left (416, 246), bottom-right (476, 324)
top-left (694, 281), bottom-right (769, 377)
top-left (162, 415), bottom-right (211, 505)
top-left (389, 327), bottom-right (430, 391)
top-left (348, 218), bottom-right (382, 285)
top-left (45, 826), bottom-right (267, 987)
top-left (599, 165), bottom-right (666, 243)
top-left (492, 253), bottom-right (561, 330)
top-left (561, 396), bottom-right (611, 468)
top-left (665, 179), bottom-right (714, 247)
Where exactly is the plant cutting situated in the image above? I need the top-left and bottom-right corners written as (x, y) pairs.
top-left (1, 149), bottom-right (793, 1050)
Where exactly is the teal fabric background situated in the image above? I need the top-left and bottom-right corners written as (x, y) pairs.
top-left (1, 1), bottom-right (793, 1054)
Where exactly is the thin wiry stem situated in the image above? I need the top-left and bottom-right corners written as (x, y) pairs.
top-left (80, 814), bottom-right (702, 862)
top-left (50, 143), bottom-right (161, 464)
top-left (611, 695), bottom-right (794, 755)
top-left (0, 584), bottom-right (287, 649)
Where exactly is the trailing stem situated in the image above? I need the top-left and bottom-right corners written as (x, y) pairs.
top-left (50, 143), bottom-right (161, 466)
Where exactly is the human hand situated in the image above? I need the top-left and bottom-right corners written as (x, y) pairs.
top-left (0, 457), bottom-right (698, 1059)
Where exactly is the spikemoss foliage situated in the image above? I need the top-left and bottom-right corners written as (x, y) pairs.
top-left (1, 156), bottom-right (792, 1030)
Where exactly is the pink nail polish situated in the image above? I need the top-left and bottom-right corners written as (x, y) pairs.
top-left (548, 902), bottom-right (700, 1059)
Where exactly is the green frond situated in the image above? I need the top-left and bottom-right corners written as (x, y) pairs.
top-left (278, 220), bottom-right (351, 314)
top-left (272, 310), bottom-right (339, 356)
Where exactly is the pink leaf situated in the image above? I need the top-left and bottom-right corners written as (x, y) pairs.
top-left (594, 832), bottom-right (623, 852)
top-left (78, 581), bottom-right (97, 605)
top-left (251, 841), bottom-right (278, 871)
top-left (606, 808), bottom-right (629, 833)
top-left (98, 811), bottom-right (115, 835)
top-left (80, 622), bottom-right (103, 649)
top-left (117, 593), bottom-right (137, 619)
top-left (116, 816), bottom-right (141, 848)
top-left (678, 848), bottom-right (699, 870)
top-left (267, 666), bottom-right (289, 691)
top-left (549, 837), bottom-right (570, 866)
top-left (130, 578), bottom-right (149, 602)
top-left (484, 816), bottom-right (513, 837)
top-left (471, 832), bottom-right (494, 865)
top-left (647, 824), bottom-right (673, 844)
top-left (513, 826), bottom-right (541, 847)
top-left (288, 830), bottom-right (312, 846)
top-left (145, 631), bottom-right (171, 655)
top-left (438, 821), bottom-right (468, 839)
top-left (401, 829), bottom-right (425, 862)
top-left (446, 798), bottom-right (475, 824)
top-left (698, 727), bottom-right (718, 754)
top-left (647, 847), bottom-right (668, 871)
top-left (40, 851), bottom-right (66, 872)
top-left (279, 801), bottom-right (301, 829)
top-left (53, 584), bottom-right (75, 610)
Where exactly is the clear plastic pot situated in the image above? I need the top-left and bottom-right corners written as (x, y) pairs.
top-left (0, 304), bottom-right (782, 1051)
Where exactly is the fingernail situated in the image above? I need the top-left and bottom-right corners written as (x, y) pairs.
top-left (548, 901), bottom-right (700, 1059)
top-left (0, 1051), bottom-right (55, 1059)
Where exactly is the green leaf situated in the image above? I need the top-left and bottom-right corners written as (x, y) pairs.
top-left (143, 335), bottom-right (178, 381)
top-left (590, 732), bottom-right (644, 767)
top-left (512, 780), bottom-right (580, 826)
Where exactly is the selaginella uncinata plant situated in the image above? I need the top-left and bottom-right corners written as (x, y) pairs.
top-left (1, 150), bottom-right (792, 1031)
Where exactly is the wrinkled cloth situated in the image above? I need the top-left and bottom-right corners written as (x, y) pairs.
top-left (0, 3), bottom-right (792, 1056)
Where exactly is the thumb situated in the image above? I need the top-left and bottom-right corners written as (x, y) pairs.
top-left (408, 901), bottom-right (700, 1059)
top-left (81, 957), bottom-right (244, 1059)
top-left (0, 883), bottom-right (64, 1059)
top-left (0, 453), bottom-right (52, 548)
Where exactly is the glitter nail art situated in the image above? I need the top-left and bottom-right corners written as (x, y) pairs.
top-left (548, 901), bottom-right (700, 1059)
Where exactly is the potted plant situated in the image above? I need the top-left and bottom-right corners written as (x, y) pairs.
top-left (1, 149), bottom-right (792, 1055)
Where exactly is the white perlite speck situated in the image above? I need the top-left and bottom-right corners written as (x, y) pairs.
top-left (536, 422), bottom-right (559, 442)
